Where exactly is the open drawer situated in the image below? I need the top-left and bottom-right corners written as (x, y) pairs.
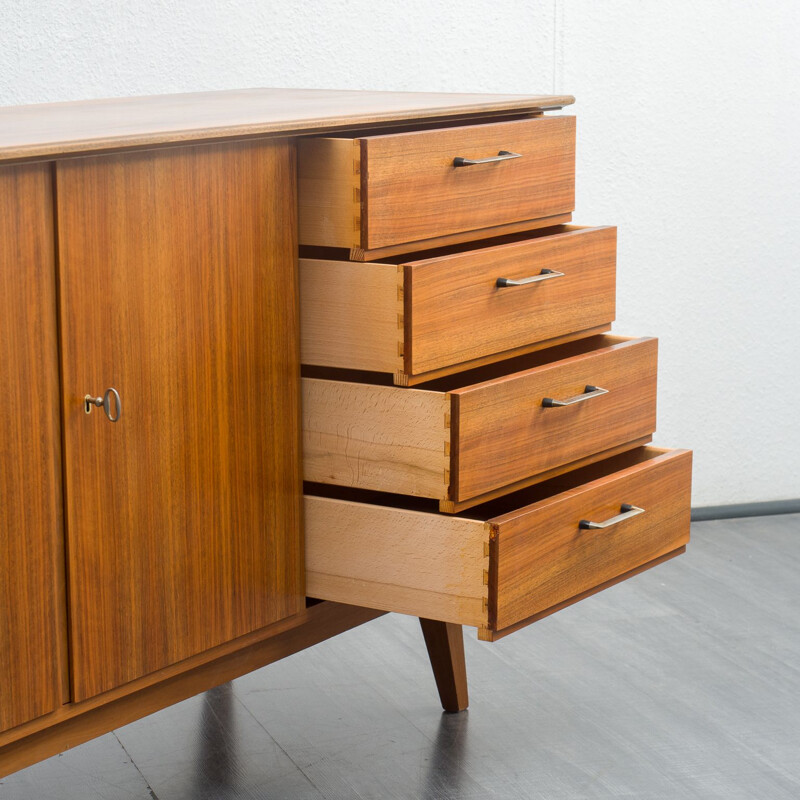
top-left (303, 334), bottom-right (657, 512)
top-left (306, 447), bottom-right (692, 641)
top-left (300, 224), bottom-right (616, 385)
top-left (298, 115), bottom-right (576, 259)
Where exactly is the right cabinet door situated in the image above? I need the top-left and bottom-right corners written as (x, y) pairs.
top-left (56, 140), bottom-right (305, 702)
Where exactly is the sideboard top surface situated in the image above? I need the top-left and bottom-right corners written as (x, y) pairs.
top-left (0, 88), bottom-right (575, 163)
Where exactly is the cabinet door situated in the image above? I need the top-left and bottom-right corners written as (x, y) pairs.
top-left (57, 140), bottom-right (304, 702)
top-left (0, 164), bottom-right (66, 731)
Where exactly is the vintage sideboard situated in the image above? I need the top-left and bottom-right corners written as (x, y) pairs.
top-left (0, 88), bottom-right (692, 776)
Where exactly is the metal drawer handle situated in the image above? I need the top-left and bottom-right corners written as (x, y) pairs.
top-left (579, 503), bottom-right (645, 530)
top-left (497, 269), bottom-right (564, 288)
top-left (84, 387), bottom-right (122, 422)
top-left (453, 150), bottom-right (522, 167)
top-left (542, 385), bottom-right (608, 407)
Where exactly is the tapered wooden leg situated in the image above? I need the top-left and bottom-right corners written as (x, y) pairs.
top-left (419, 618), bottom-right (469, 712)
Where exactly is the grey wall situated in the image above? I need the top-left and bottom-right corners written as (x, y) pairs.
top-left (3, 0), bottom-right (799, 507)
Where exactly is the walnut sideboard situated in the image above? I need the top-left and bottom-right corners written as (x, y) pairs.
top-left (0, 88), bottom-right (692, 777)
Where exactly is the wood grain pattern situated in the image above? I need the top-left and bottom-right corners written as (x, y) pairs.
top-left (304, 495), bottom-right (488, 626)
top-left (302, 377), bottom-right (449, 499)
top-left (0, 601), bottom-right (385, 778)
top-left (297, 138), bottom-right (361, 249)
top-left (406, 225), bottom-right (616, 376)
top-left (419, 619), bottom-right (469, 712)
top-left (0, 163), bottom-right (66, 732)
top-left (361, 116), bottom-right (576, 249)
top-left (479, 546), bottom-right (685, 642)
top-left (56, 139), bottom-right (304, 701)
top-left (489, 448), bottom-right (692, 630)
top-left (451, 336), bottom-right (658, 502)
top-left (0, 88), bottom-right (574, 163)
top-left (299, 258), bottom-right (402, 374)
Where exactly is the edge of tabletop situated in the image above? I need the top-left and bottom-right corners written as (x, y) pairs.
top-left (0, 88), bottom-right (576, 164)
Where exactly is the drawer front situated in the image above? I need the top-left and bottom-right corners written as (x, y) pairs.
top-left (407, 226), bottom-right (616, 376)
top-left (363, 116), bottom-right (575, 250)
top-left (452, 337), bottom-right (658, 502)
top-left (490, 449), bottom-right (692, 632)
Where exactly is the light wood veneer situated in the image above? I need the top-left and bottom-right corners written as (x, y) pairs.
top-left (0, 88), bottom-right (574, 163)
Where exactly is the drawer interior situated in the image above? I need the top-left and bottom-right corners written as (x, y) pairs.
top-left (304, 332), bottom-right (630, 390)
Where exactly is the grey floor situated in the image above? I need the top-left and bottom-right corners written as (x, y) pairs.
top-left (2, 514), bottom-right (799, 799)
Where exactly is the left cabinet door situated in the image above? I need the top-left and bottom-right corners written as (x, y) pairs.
top-left (0, 164), bottom-right (67, 732)
top-left (56, 140), bottom-right (304, 702)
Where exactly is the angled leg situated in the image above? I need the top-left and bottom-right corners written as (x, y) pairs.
top-left (419, 618), bottom-right (469, 712)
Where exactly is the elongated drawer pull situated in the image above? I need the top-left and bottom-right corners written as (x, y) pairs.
top-left (541, 384), bottom-right (608, 408)
top-left (453, 150), bottom-right (522, 167)
top-left (579, 503), bottom-right (645, 530)
top-left (496, 268), bottom-right (564, 288)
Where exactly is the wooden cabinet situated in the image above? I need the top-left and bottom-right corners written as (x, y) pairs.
top-left (0, 88), bottom-right (690, 778)
top-left (0, 164), bottom-right (67, 732)
top-left (55, 140), bottom-right (304, 701)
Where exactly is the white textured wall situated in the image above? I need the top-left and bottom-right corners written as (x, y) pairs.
top-left (2, 1), bottom-right (799, 507)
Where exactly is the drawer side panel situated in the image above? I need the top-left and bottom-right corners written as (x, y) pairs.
top-left (305, 496), bottom-right (488, 626)
top-left (299, 258), bottom-right (403, 373)
top-left (302, 379), bottom-right (450, 499)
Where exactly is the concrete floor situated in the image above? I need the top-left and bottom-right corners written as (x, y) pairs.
top-left (3, 513), bottom-right (799, 799)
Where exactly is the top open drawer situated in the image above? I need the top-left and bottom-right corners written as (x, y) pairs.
top-left (298, 116), bottom-right (576, 259)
